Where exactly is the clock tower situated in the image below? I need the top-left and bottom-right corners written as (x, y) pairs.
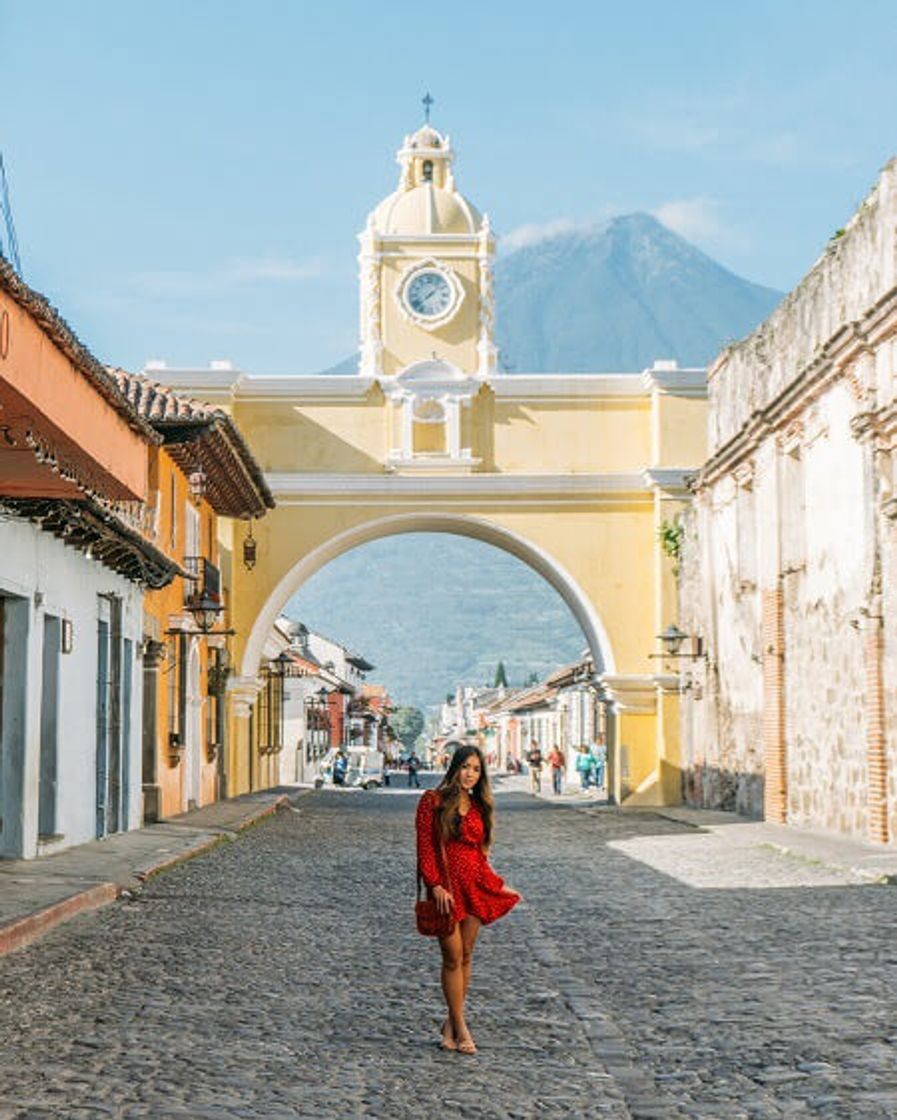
top-left (358, 121), bottom-right (497, 381)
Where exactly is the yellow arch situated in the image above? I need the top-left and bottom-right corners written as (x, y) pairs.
top-left (240, 511), bottom-right (616, 680)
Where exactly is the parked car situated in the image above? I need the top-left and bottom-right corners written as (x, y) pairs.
top-left (346, 747), bottom-right (385, 790)
top-left (314, 747), bottom-right (384, 790)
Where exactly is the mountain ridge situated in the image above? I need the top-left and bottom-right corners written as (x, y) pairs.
top-left (323, 212), bottom-right (782, 375)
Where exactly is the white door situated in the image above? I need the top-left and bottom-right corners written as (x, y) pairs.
top-left (183, 639), bottom-right (202, 810)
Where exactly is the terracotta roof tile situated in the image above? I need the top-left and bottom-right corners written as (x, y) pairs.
top-left (107, 368), bottom-right (275, 517)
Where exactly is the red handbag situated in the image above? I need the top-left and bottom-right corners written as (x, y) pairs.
top-left (415, 830), bottom-right (455, 937)
top-left (415, 881), bottom-right (455, 937)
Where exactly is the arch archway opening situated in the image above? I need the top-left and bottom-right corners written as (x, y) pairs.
top-left (240, 513), bottom-right (615, 688)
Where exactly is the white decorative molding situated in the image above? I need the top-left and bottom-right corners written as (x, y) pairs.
top-left (477, 214), bottom-right (498, 377)
top-left (385, 453), bottom-right (482, 472)
top-left (491, 374), bottom-right (653, 399)
top-left (599, 674), bottom-right (660, 713)
top-left (393, 257), bottom-right (465, 331)
top-left (266, 471), bottom-right (650, 498)
top-left (140, 363), bottom-right (244, 402)
top-left (641, 362), bottom-right (708, 396)
top-left (357, 221), bottom-right (383, 377)
top-left (140, 369), bottom-right (678, 404)
top-left (641, 468), bottom-right (697, 496)
top-left (240, 376), bottom-right (377, 400)
top-left (377, 233), bottom-right (481, 246)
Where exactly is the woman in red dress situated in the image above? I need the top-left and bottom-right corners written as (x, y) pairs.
top-left (415, 744), bottom-right (520, 1055)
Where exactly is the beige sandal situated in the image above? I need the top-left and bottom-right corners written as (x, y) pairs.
top-left (440, 1019), bottom-right (457, 1051)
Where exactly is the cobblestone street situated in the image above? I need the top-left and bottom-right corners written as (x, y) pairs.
top-left (1, 785), bottom-right (896, 1119)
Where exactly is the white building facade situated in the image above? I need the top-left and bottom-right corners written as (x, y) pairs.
top-left (1, 513), bottom-right (147, 858)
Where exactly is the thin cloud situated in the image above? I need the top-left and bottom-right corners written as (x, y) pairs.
top-left (652, 196), bottom-right (724, 242)
top-left (224, 256), bottom-right (324, 282)
top-left (500, 218), bottom-right (579, 253)
top-left (127, 255), bottom-right (326, 298)
top-left (652, 196), bottom-right (749, 258)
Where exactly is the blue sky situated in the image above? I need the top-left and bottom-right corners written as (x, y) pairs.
top-left (3, 0), bottom-right (897, 374)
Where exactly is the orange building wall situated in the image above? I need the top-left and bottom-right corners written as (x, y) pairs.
top-left (143, 448), bottom-right (222, 818)
top-left (0, 292), bottom-right (148, 499)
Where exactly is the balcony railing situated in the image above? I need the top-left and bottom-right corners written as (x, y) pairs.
top-left (184, 556), bottom-right (222, 607)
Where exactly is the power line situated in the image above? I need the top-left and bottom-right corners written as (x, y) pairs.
top-left (0, 153), bottom-right (23, 276)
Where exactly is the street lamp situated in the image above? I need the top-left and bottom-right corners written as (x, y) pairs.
top-left (187, 590), bottom-right (224, 634)
top-left (268, 649), bottom-right (294, 677)
top-left (654, 624), bottom-right (704, 659)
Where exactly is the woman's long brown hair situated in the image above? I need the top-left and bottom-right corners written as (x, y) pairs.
top-left (434, 744), bottom-right (494, 851)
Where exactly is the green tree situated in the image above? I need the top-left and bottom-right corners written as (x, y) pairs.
top-left (391, 705), bottom-right (425, 751)
top-left (493, 660), bottom-right (508, 688)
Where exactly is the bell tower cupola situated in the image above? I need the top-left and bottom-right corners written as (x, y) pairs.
top-left (357, 111), bottom-right (497, 383)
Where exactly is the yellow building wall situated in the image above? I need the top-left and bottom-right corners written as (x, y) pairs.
top-left (489, 397), bottom-right (651, 473)
top-left (238, 396), bottom-right (389, 474)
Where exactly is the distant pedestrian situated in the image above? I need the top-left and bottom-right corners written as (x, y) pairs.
top-left (590, 738), bottom-right (607, 791)
top-left (415, 745), bottom-right (521, 1055)
top-left (333, 750), bottom-right (348, 787)
top-left (407, 752), bottom-right (421, 788)
top-left (526, 740), bottom-right (543, 793)
top-left (575, 745), bottom-right (593, 790)
top-left (548, 745), bottom-right (565, 795)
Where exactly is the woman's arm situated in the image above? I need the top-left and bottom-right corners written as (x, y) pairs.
top-left (415, 791), bottom-right (442, 889)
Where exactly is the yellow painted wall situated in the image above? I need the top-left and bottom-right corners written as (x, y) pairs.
top-left (380, 252), bottom-right (481, 375)
top-left (490, 397), bottom-right (651, 473)
top-left (653, 393), bottom-right (708, 466)
top-left (238, 395), bottom-right (389, 474)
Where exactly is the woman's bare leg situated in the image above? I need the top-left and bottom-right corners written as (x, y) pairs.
top-left (450, 916), bottom-right (481, 1052)
top-left (460, 916), bottom-right (482, 1001)
top-left (438, 925), bottom-right (466, 1047)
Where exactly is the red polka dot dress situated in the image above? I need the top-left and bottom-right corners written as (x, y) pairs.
top-left (416, 790), bottom-right (520, 926)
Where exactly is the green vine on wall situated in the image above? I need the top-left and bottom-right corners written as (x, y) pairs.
top-left (658, 518), bottom-right (685, 576)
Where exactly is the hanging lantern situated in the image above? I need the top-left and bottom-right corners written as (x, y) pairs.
top-left (243, 520), bottom-right (257, 571)
top-left (188, 466), bottom-right (207, 502)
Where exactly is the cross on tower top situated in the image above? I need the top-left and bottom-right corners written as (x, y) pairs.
top-left (422, 92), bottom-right (434, 123)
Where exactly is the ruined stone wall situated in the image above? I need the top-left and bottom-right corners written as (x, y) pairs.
top-left (709, 160), bottom-right (897, 455)
top-left (679, 489), bottom-right (763, 818)
top-left (782, 385), bottom-right (869, 835)
top-left (682, 156), bottom-right (897, 842)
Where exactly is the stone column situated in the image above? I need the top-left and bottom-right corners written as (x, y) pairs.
top-left (446, 398), bottom-right (461, 458)
top-left (401, 397), bottom-right (413, 459)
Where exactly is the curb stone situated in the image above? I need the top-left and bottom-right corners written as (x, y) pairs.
top-left (0, 882), bottom-right (119, 957)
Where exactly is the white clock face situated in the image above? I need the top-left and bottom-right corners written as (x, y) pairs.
top-left (405, 270), bottom-right (453, 318)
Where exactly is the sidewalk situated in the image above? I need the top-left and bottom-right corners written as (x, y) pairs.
top-left (493, 771), bottom-right (897, 884)
top-left (0, 789), bottom-right (295, 957)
